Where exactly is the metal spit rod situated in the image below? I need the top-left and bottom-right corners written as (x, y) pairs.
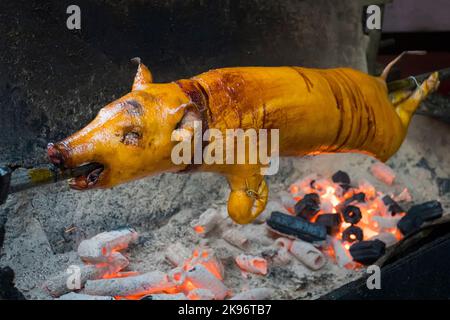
top-left (0, 163), bottom-right (101, 205)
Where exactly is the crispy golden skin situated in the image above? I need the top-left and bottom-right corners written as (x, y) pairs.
top-left (48, 61), bottom-right (439, 224)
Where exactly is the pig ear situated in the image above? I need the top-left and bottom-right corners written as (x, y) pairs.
top-left (131, 57), bottom-right (153, 91)
top-left (172, 108), bottom-right (201, 140)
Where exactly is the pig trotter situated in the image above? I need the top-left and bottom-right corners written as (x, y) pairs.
top-left (395, 72), bottom-right (440, 128)
top-left (227, 174), bottom-right (268, 224)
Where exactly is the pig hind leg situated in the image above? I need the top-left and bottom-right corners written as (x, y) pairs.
top-left (395, 72), bottom-right (440, 128)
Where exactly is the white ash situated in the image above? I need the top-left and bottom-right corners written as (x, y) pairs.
top-left (84, 271), bottom-right (173, 297)
top-left (222, 229), bottom-right (249, 250)
top-left (230, 288), bottom-right (274, 300)
top-left (184, 265), bottom-right (229, 299)
top-left (190, 208), bottom-right (223, 237)
top-left (372, 215), bottom-right (403, 230)
top-left (187, 288), bottom-right (215, 300)
top-left (77, 228), bottom-right (138, 263)
top-left (165, 242), bottom-right (191, 267)
top-left (289, 240), bottom-right (326, 271)
top-left (58, 292), bottom-right (114, 300)
top-left (370, 232), bottom-right (398, 247)
top-left (144, 293), bottom-right (188, 300)
top-left (330, 238), bottom-right (354, 269)
top-left (370, 162), bottom-right (396, 185)
top-left (235, 254), bottom-right (268, 276)
top-left (44, 251), bottom-right (129, 297)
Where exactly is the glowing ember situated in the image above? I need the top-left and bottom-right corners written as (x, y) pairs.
top-left (182, 248), bottom-right (224, 280)
top-left (50, 169), bottom-right (416, 301)
top-left (288, 172), bottom-right (407, 269)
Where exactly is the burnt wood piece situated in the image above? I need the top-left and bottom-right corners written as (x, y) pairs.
top-left (342, 225), bottom-right (363, 243)
top-left (266, 211), bottom-right (327, 242)
top-left (398, 200), bottom-right (443, 236)
top-left (349, 240), bottom-right (386, 265)
top-left (315, 213), bottom-right (341, 236)
top-left (343, 192), bottom-right (365, 206)
top-left (382, 195), bottom-right (405, 215)
top-left (331, 170), bottom-right (350, 190)
top-left (294, 193), bottom-right (320, 220)
top-left (342, 205), bottom-right (362, 224)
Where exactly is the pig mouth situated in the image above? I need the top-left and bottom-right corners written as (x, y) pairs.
top-left (68, 162), bottom-right (105, 190)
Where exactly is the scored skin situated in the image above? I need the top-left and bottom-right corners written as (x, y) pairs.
top-left (186, 67), bottom-right (407, 223)
top-left (192, 66), bottom-right (406, 161)
top-left (49, 63), bottom-right (438, 224)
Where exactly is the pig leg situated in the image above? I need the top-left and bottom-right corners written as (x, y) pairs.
top-left (395, 72), bottom-right (440, 128)
top-left (226, 174), bottom-right (268, 224)
top-left (389, 89), bottom-right (413, 106)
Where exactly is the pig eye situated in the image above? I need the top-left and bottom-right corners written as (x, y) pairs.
top-left (122, 131), bottom-right (141, 146)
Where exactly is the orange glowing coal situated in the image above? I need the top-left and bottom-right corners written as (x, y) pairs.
top-left (101, 271), bottom-right (139, 279)
top-left (288, 174), bottom-right (406, 269)
top-left (182, 248), bottom-right (223, 280)
top-left (193, 225), bottom-right (205, 234)
top-left (112, 247), bottom-right (225, 300)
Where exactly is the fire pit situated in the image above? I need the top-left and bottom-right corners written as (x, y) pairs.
top-left (1, 115), bottom-right (449, 300)
top-left (20, 145), bottom-right (444, 300)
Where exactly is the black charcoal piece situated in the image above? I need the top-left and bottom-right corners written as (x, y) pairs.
top-left (382, 195), bottom-right (404, 215)
top-left (342, 225), bottom-right (363, 242)
top-left (294, 193), bottom-right (320, 220)
top-left (343, 192), bottom-right (365, 206)
top-left (315, 213), bottom-right (341, 236)
top-left (332, 170), bottom-right (350, 185)
top-left (397, 214), bottom-right (423, 236)
top-left (407, 200), bottom-right (443, 222)
top-left (352, 192), bottom-right (366, 202)
top-left (266, 211), bottom-right (327, 242)
top-left (349, 240), bottom-right (386, 265)
top-left (342, 205), bottom-right (362, 224)
top-left (398, 200), bottom-right (443, 236)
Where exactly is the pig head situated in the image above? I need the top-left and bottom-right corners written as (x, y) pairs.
top-left (48, 61), bottom-right (195, 189)
top-left (48, 60), bottom-right (268, 224)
